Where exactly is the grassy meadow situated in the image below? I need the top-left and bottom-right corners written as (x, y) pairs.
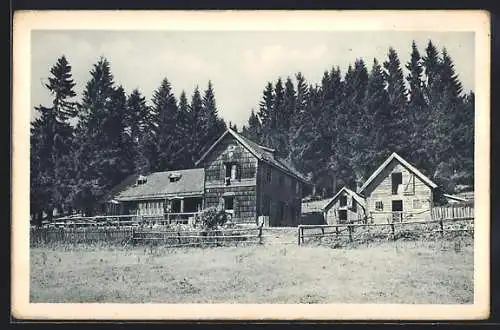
top-left (30, 238), bottom-right (474, 304)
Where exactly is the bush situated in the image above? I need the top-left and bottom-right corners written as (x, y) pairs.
top-left (198, 207), bottom-right (229, 230)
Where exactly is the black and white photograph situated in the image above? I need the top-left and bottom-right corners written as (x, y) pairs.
top-left (12, 10), bottom-right (490, 320)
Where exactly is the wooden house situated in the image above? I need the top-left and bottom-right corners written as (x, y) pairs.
top-left (110, 168), bottom-right (205, 222)
top-left (357, 152), bottom-right (438, 223)
top-left (104, 128), bottom-right (309, 227)
top-left (195, 128), bottom-right (310, 226)
top-left (323, 187), bottom-right (366, 224)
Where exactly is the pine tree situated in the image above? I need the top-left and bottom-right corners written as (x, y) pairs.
top-left (383, 47), bottom-right (409, 154)
top-left (258, 82), bottom-right (275, 146)
top-left (405, 40), bottom-right (431, 170)
top-left (282, 77), bottom-right (296, 131)
top-left (186, 86), bottom-right (205, 165)
top-left (152, 78), bottom-right (183, 171)
top-left (422, 40), bottom-right (442, 105)
top-left (242, 108), bottom-right (262, 142)
top-left (73, 57), bottom-right (118, 216)
top-left (202, 80), bottom-right (226, 145)
top-left (126, 88), bottom-right (153, 173)
top-left (30, 55), bottom-right (78, 225)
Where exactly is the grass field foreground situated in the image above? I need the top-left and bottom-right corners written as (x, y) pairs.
top-left (30, 239), bottom-right (474, 304)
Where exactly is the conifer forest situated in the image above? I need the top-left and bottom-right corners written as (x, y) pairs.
top-left (30, 40), bottom-right (474, 225)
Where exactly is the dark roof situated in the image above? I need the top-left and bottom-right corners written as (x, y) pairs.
top-left (99, 173), bottom-right (141, 203)
top-left (195, 128), bottom-right (310, 184)
top-left (302, 198), bottom-right (332, 213)
top-left (114, 168), bottom-right (205, 201)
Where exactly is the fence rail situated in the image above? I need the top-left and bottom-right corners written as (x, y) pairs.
top-left (30, 224), bottom-right (264, 248)
top-left (297, 216), bottom-right (474, 246)
top-left (39, 212), bottom-right (204, 228)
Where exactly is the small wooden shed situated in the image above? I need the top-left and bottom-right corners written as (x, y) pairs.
top-left (323, 187), bottom-right (367, 224)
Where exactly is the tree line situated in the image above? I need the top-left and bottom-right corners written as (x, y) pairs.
top-left (30, 56), bottom-right (226, 225)
top-left (240, 40), bottom-right (474, 199)
top-left (30, 39), bottom-right (474, 225)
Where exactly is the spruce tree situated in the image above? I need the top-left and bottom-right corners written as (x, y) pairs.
top-left (73, 57), bottom-right (117, 216)
top-left (242, 109), bottom-right (262, 142)
top-left (202, 80), bottom-right (226, 145)
top-left (30, 55), bottom-right (78, 224)
top-left (152, 78), bottom-right (183, 171)
top-left (258, 82), bottom-right (275, 146)
top-left (383, 47), bottom-right (409, 154)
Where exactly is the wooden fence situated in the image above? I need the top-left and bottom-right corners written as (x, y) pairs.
top-left (297, 216), bottom-right (474, 246)
top-left (431, 205), bottom-right (474, 220)
top-left (30, 227), bottom-right (135, 246)
top-left (30, 224), bottom-right (264, 248)
top-left (132, 226), bottom-right (264, 248)
top-left (41, 212), bottom-right (203, 228)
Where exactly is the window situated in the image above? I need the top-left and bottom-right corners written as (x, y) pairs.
top-left (404, 174), bottom-right (415, 195)
top-left (391, 172), bottom-right (403, 195)
top-left (340, 195), bottom-right (348, 207)
top-left (338, 210), bottom-right (348, 223)
top-left (224, 197), bottom-right (234, 211)
top-left (266, 166), bottom-right (272, 183)
top-left (169, 172), bottom-right (181, 183)
top-left (413, 199), bottom-right (422, 209)
top-left (351, 199), bottom-right (357, 212)
top-left (224, 162), bottom-right (240, 185)
top-left (392, 200), bottom-right (403, 212)
top-left (375, 201), bottom-right (384, 211)
top-left (171, 199), bottom-right (181, 213)
top-left (137, 175), bottom-right (147, 185)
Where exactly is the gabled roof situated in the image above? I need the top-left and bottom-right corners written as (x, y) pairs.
top-left (114, 168), bottom-right (205, 201)
top-left (324, 186), bottom-right (366, 211)
top-left (301, 198), bottom-right (333, 213)
top-left (99, 173), bottom-right (141, 203)
top-left (357, 152), bottom-right (438, 194)
top-left (195, 128), bottom-right (310, 184)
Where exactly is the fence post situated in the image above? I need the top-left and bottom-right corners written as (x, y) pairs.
top-left (439, 217), bottom-right (444, 238)
top-left (177, 231), bottom-right (181, 245)
top-left (301, 227), bottom-right (305, 244)
top-left (336, 226), bottom-right (339, 238)
top-left (348, 225), bottom-right (353, 243)
top-left (390, 222), bottom-right (395, 240)
top-left (258, 226), bottom-right (263, 245)
top-left (297, 226), bottom-right (301, 246)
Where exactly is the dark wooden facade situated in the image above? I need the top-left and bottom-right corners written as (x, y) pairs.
top-left (197, 129), bottom-right (307, 226)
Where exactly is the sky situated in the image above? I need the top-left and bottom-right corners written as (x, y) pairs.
top-left (31, 30), bottom-right (475, 128)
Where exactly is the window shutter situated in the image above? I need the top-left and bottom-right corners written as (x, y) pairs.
top-left (218, 197), bottom-right (224, 211)
top-left (233, 197), bottom-right (239, 218)
top-left (231, 164), bottom-right (237, 180)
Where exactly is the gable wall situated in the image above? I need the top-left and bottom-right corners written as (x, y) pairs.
top-left (363, 159), bottom-right (433, 223)
top-left (199, 134), bottom-right (258, 224)
top-left (325, 191), bottom-right (366, 225)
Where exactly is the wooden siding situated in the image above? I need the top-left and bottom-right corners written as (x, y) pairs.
top-left (363, 160), bottom-right (433, 223)
top-left (199, 133), bottom-right (304, 227)
top-left (325, 192), bottom-right (366, 224)
top-left (202, 134), bottom-right (258, 188)
top-left (204, 186), bottom-right (257, 224)
top-left (257, 162), bottom-right (302, 226)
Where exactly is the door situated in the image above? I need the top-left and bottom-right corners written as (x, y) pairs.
top-left (392, 200), bottom-right (403, 222)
